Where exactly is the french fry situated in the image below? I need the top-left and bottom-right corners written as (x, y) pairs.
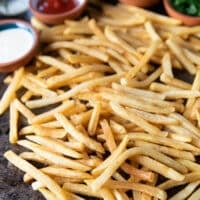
top-left (119, 4), bottom-right (181, 25)
top-left (38, 188), bottom-right (57, 200)
top-left (9, 101), bottom-right (19, 144)
top-left (100, 119), bottom-right (117, 152)
top-left (169, 181), bottom-right (200, 200)
top-left (122, 67), bottom-right (163, 88)
top-left (90, 147), bottom-right (185, 192)
top-left (37, 184), bottom-right (85, 200)
top-left (121, 162), bottom-right (155, 182)
top-left (160, 73), bottom-right (191, 90)
top-left (134, 140), bottom-right (195, 161)
top-left (104, 26), bottom-right (138, 57)
top-left (4, 150), bottom-right (69, 200)
top-left (31, 17), bottom-right (48, 31)
top-left (113, 190), bottom-right (129, 200)
top-left (63, 182), bottom-right (101, 198)
top-left (39, 166), bottom-right (92, 179)
top-left (166, 38), bottom-right (196, 74)
top-left (30, 100), bottom-right (74, 124)
top-left (144, 21), bottom-right (161, 41)
top-left (38, 55), bottom-right (76, 73)
top-left (88, 102), bottom-right (101, 136)
top-left (109, 120), bottom-right (127, 135)
top-left (102, 92), bottom-right (174, 114)
top-left (188, 187), bottom-right (200, 200)
top-left (92, 136), bottom-right (128, 175)
top-left (22, 78), bottom-right (56, 97)
top-left (110, 102), bottom-right (165, 136)
top-left (128, 132), bottom-right (200, 152)
top-left (126, 40), bottom-right (159, 79)
top-left (17, 140), bottom-right (90, 171)
top-left (21, 91), bottom-right (34, 102)
top-left (158, 172), bottom-right (200, 190)
top-left (104, 180), bottom-right (167, 200)
top-left (26, 135), bottom-right (83, 159)
top-left (13, 99), bottom-right (35, 123)
top-left (135, 156), bottom-right (185, 181)
top-left (26, 73), bottom-right (123, 108)
top-left (178, 159), bottom-right (200, 172)
top-left (127, 108), bottom-right (178, 125)
top-left (0, 67), bottom-right (24, 115)
top-left (46, 64), bottom-right (112, 88)
top-left (55, 113), bottom-right (104, 153)
top-left (184, 69), bottom-right (200, 118)
top-left (20, 152), bottom-right (54, 166)
top-left (45, 41), bottom-right (109, 62)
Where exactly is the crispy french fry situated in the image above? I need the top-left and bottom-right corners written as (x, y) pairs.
top-left (0, 67), bottom-right (24, 115)
top-left (55, 113), bottom-right (104, 153)
top-left (9, 101), bottom-right (19, 144)
top-left (17, 140), bottom-right (90, 171)
top-left (26, 135), bottom-right (82, 159)
top-left (4, 150), bottom-right (69, 200)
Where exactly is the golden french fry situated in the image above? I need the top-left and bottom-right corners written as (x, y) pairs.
top-left (160, 73), bottom-right (191, 90)
top-left (9, 101), bottom-right (19, 144)
top-left (26, 135), bottom-right (83, 159)
top-left (30, 100), bottom-right (74, 124)
top-left (158, 172), bottom-right (200, 190)
top-left (134, 141), bottom-right (195, 161)
top-left (17, 140), bottom-right (90, 171)
top-left (88, 102), bottom-right (101, 136)
top-left (161, 52), bottom-right (173, 77)
top-left (104, 179), bottom-right (167, 200)
top-left (188, 187), bottom-right (200, 200)
top-left (38, 55), bottom-right (75, 72)
top-left (0, 67), bottom-right (24, 115)
top-left (4, 150), bottom-right (69, 200)
top-left (100, 119), bottom-right (116, 152)
top-left (13, 99), bottom-right (35, 123)
top-left (55, 113), bottom-right (104, 153)
top-left (169, 181), bottom-right (200, 200)
top-left (166, 38), bottom-right (196, 74)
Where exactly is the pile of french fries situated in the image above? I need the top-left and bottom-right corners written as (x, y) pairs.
top-left (3, 1), bottom-right (200, 199)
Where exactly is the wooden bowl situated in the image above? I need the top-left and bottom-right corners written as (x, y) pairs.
top-left (163, 0), bottom-right (200, 26)
top-left (119, 0), bottom-right (160, 8)
top-left (0, 20), bottom-right (39, 72)
top-left (29, 0), bottom-right (87, 25)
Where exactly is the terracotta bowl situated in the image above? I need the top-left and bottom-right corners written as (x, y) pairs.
top-left (119, 0), bottom-right (160, 8)
top-left (29, 0), bottom-right (87, 25)
top-left (163, 0), bottom-right (200, 26)
top-left (0, 20), bottom-right (39, 72)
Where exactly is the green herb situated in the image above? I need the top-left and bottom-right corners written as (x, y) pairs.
top-left (170, 0), bottom-right (200, 17)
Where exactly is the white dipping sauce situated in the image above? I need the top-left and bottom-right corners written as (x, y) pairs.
top-left (0, 28), bottom-right (34, 63)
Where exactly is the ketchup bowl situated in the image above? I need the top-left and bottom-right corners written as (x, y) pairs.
top-left (0, 20), bottom-right (39, 72)
top-left (29, 0), bottom-right (88, 25)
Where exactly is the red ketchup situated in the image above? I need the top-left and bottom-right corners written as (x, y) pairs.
top-left (37, 0), bottom-right (77, 14)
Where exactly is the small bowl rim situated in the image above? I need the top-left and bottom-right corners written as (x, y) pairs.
top-left (163, 0), bottom-right (200, 24)
top-left (119, 0), bottom-right (160, 8)
top-left (0, 19), bottom-right (39, 72)
top-left (29, 0), bottom-right (87, 19)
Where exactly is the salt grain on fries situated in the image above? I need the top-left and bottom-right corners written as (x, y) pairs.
top-left (2, 1), bottom-right (200, 200)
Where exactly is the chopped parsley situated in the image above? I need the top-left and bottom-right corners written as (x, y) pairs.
top-left (170, 0), bottom-right (200, 17)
